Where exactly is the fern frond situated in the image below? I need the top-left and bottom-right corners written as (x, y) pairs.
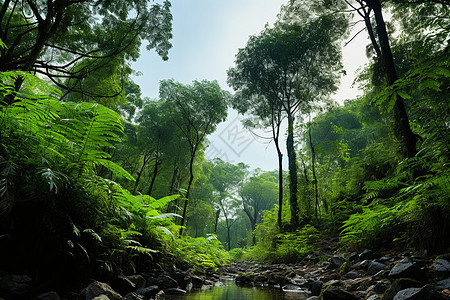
top-left (96, 159), bottom-right (135, 182)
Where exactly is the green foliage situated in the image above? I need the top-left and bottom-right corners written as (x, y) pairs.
top-left (373, 48), bottom-right (450, 112)
top-left (171, 235), bottom-right (231, 272)
top-left (340, 150), bottom-right (450, 252)
top-left (0, 71), bottom-right (186, 281)
top-left (0, 72), bottom-right (133, 185)
top-left (275, 225), bottom-right (320, 262)
top-left (228, 247), bottom-right (246, 261)
top-left (1, 0), bottom-right (173, 71)
top-left (242, 207), bottom-right (320, 262)
top-left (340, 204), bottom-right (402, 250)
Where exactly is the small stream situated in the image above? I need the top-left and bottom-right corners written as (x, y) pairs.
top-left (166, 277), bottom-right (310, 300)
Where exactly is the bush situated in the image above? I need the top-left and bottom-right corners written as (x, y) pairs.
top-left (242, 207), bottom-right (320, 262)
top-left (171, 235), bottom-right (231, 272)
top-left (229, 247), bottom-right (246, 261)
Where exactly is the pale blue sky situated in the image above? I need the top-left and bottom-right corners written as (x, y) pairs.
top-left (132, 0), bottom-right (370, 171)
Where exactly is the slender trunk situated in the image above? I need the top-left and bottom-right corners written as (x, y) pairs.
top-left (308, 126), bottom-right (319, 221)
top-left (363, 9), bottom-right (381, 57)
top-left (252, 206), bottom-right (258, 245)
top-left (366, 0), bottom-right (416, 158)
top-left (226, 221), bottom-right (231, 251)
top-left (169, 160), bottom-right (178, 194)
top-left (147, 156), bottom-right (160, 197)
top-left (274, 134), bottom-right (283, 230)
top-left (271, 105), bottom-right (283, 229)
top-left (243, 204), bottom-right (256, 245)
top-left (221, 206), bottom-right (232, 251)
top-left (214, 209), bottom-right (220, 234)
top-left (179, 153), bottom-right (195, 235)
top-left (286, 114), bottom-right (299, 228)
top-left (300, 154), bottom-right (312, 217)
top-left (133, 153), bottom-right (150, 194)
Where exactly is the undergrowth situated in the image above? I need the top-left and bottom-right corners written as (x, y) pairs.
top-left (241, 207), bottom-right (321, 262)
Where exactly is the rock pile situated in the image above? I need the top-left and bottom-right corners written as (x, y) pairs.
top-left (216, 250), bottom-right (450, 300)
top-left (0, 269), bottom-right (206, 300)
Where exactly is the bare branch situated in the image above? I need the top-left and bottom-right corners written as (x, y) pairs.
top-left (344, 26), bottom-right (366, 47)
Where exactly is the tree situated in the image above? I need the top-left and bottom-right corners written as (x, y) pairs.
top-left (285, 0), bottom-right (444, 159)
top-left (228, 16), bottom-right (347, 228)
top-left (159, 80), bottom-right (229, 235)
top-left (228, 72), bottom-right (285, 230)
top-left (363, 0), bottom-right (417, 158)
top-left (240, 172), bottom-right (278, 244)
top-left (64, 57), bottom-right (131, 110)
top-left (135, 100), bottom-right (176, 196)
top-left (206, 158), bottom-right (249, 250)
top-left (0, 0), bottom-right (172, 100)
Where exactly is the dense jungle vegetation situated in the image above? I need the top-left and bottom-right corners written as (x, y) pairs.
top-left (0, 0), bottom-right (448, 296)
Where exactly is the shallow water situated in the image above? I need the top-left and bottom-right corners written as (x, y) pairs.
top-left (166, 278), bottom-right (309, 300)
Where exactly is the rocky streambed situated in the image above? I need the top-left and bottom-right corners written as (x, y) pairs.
top-left (1, 250), bottom-right (450, 299)
top-left (218, 250), bottom-right (450, 300)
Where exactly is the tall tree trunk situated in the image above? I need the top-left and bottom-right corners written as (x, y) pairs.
top-left (300, 154), bottom-right (312, 217)
top-left (179, 152), bottom-right (195, 235)
top-left (169, 160), bottom-right (179, 194)
top-left (243, 204), bottom-right (256, 245)
top-left (214, 209), bottom-right (220, 234)
top-left (252, 206), bottom-right (258, 245)
top-left (274, 128), bottom-right (284, 230)
top-left (286, 114), bottom-right (299, 228)
top-left (308, 126), bottom-right (319, 220)
top-left (147, 155), bottom-right (160, 197)
top-left (133, 152), bottom-right (150, 194)
top-left (270, 105), bottom-right (283, 229)
top-left (365, 0), bottom-right (417, 158)
top-left (226, 220), bottom-right (232, 251)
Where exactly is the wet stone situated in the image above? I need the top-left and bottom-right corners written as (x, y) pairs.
top-left (367, 261), bottom-right (386, 275)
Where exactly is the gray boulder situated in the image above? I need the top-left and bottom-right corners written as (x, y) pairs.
top-left (349, 252), bottom-right (359, 262)
top-left (353, 259), bottom-right (371, 271)
top-left (111, 275), bottom-right (136, 295)
top-left (432, 259), bottom-right (450, 273)
top-left (367, 261), bottom-right (386, 275)
top-left (191, 275), bottom-right (204, 289)
top-left (360, 249), bottom-right (377, 261)
top-left (146, 275), bottom-right (178, 290)
top-left (393, 287), bottom-right (426, 300)
top-left (309, 280), bottom-right (323, 296)
top-left (389, 259), bottom-right (421, 280)
top-left (126, 275), bottom-right (146, 290)
top-left (330, 256), bottom-right (345, 268)
top-left (345, 271), bottom-right (359, 279)
top-left (79, 281), bottom-right (122, 300)
top-left (235, 274), bottom-right (254, 286)
top-left (435, 278), bottom-right (450, 291)
top-left (135, 286), bottom-right (159, 298)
